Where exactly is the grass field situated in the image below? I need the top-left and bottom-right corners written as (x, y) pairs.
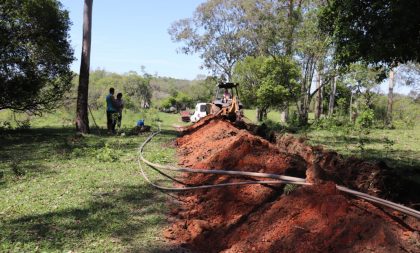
top-left (0, 110), bottom-right (186, 252)
top-left (1, 108), bottom-right (419, 251)
top-left (302, 125), bottom-right (420, 182)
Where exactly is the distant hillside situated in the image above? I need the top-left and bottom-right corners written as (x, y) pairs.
top-left (69, 70), bottom-right (216, 110)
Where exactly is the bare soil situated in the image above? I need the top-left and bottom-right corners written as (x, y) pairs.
top-left (164, 116), bottom-right (420, 253)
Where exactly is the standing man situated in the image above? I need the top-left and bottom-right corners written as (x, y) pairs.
top-left (115, 92), bottom-right (124, 129)
top-left (106, 87), bottom-right (117, 134)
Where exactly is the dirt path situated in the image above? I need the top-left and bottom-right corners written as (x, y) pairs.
top-left (164, 116), bottom-right (420, 252)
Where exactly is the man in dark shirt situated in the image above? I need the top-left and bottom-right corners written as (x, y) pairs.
top-left (106, 87), bottom-right (117, 134)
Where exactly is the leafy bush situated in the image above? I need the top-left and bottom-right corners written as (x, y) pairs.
top-left (310, 115), bottom-right (351, 131)
top-left (355, 108), bottom-right (374, 129)
top-left (96, 143), bottom-right (120, 162)
top-left (0, 121), bottom-right (13, 131)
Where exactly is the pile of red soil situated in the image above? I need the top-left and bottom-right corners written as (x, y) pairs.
top-left (164, 117), bottom-right (420, 253)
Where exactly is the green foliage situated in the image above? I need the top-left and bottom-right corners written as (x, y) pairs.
top-left (175, 92), bottom-right (194, 109)
top-left (283, 184), bottom-right (299, 195)
top-left (168, 0), bottom-right (258, 78)
top-left (65, 70), bottom-right (212, 116)
top-left (233, 56), bottom-right (300, 110)
top-left (169, 0), bottom-right (300, 78)
top-left (232, 56), bottom-right (265, 107)
top-left (311, 116), bottom-right (350, 132)
top-left (356, 109), bottom-right (374, 129)
top-left (0, 121), bottom-right (13, 131)
top-left (96, 143), bottom-right (120, 162)
top-left (160, 96), bottom-right (176, 110)
top-left (383, 137), bottom-right (395, 158)
top-left (257, 57), bottom-right (301, 109)
top-left (392, 95), bottom-right (419, 129)
top-left (0, 0), bottom-right (74, 113)
top-left (342, 63), bottom-right (382, 91)
top-left (261, 119), bottom-right (287, 133)
top-left (187, 76), bottom-right (217, 103)
top-left (123, 73), bottom-right (152, 109)
top-left (159, 92), bottom-right (193, 111)
top-left (320, 0), bottom-right (420, 66)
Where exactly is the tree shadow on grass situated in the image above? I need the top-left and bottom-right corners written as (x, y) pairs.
top-left (308, 134), bottom-right (420, 169)
top-left (0, 183), bottom-right (171, 251)
top-left (0, 127), bottom-right (179, 183)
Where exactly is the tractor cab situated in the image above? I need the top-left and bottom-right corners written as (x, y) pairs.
top-left (210, 82), bottom-right (243, 121)
top-left (212, 82), bottom-right (243, 110)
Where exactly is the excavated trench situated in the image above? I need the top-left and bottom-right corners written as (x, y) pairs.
top-left (163, 115), bottom-right (420, 253)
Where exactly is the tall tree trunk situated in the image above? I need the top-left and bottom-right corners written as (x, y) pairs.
top-left (285, 0), bottom-right (295, 56)
top-left (282, 0), bottom-right (303, 121)
top-left (76, 0), bottom-right (93, 133)
top-left (315, 70), bottom-right (322, 120)
top-left (256, 107), bottom-right (266, 122)
top-left (349, 91), bottom-right (353, 122)
top-left (256, 107), bottom-right (262, 122)
top-left (280, 103), bottom-right (289, 123)
top-left (386, 68), bottom-right (394, 127)
top-left (328, 73), bottom-right (337, 116)
top-left (298, 56), bottom-right (316, 126)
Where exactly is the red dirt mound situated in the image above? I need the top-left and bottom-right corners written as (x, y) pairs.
top-left (177, 118), bottom-right (306, 178)
top-left (164, 118), bottom-right (420, 252)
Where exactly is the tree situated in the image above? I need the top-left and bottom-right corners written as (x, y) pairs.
top-left (257, 57), bottom-right (300, 115)
top-left (328, 67), bottom-right (338, 116)
top-left (321, 1), bottom-right (420, 126)
top-left (342, 63), bottom-right (381, 123)
top-left (123, 73), bottom-right (152, 109)
top-left (0, 0), bottom-right (74, 113)
top-left (76, 0), bottom-right (93, 133)
top-left (159, 92), bottom-right (193, 112)
top-left (233, 56), bottom-right (300, 121)
top-left (294, 2), bottom-right (332, 125)
top-left (320, 0), bottom-right (420, 66)
top-left (169, 0), bottom-right (333, 125)
top-left (189, 76), bottom-right (217, 103)
top-left (168, 0), bottom-right (258, 80)
top-left (386, 68), bottom-right (395, 127)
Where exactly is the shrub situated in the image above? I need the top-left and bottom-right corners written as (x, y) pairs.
top-left (356, 108), bottom-right (374, 129)
top-left (96, 143), bottom-right (120, 162)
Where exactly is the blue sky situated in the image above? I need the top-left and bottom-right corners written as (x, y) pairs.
top-left (60, 0), bottom-right (415, 94)
top-left (61, 0), bottom-right (207, 80)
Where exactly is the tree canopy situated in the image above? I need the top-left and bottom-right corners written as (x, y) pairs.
top-left (168, 0), bottom-right (256, 80)
top-left (320, 0), bottom-right (420, 66)
top-left (168, 0), bottom-right (295, 80)
top-left (123, 73), bottom-right (153, 109)
top-left (233, 56), bottom-right (300, 111)
top-left (0, 0), bottom-right (74, 113)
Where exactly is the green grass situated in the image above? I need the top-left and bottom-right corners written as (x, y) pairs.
top-left (243, 108), bottom-right (420, 182)
top-left (243, 109), bottom-right (280, 123)
top-left (0, 108), bottom-right (190, 130)
top-left (0, 110), bottom-right (188, 252)
top-left (302, 125), bottom-right (420, 181)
